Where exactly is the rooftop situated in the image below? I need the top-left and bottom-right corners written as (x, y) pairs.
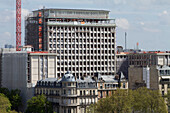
top-left (33, 8), bottom-right (110, 13)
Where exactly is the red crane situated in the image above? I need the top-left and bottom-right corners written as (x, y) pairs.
top-left (16, 0), bottom-right (21, 51)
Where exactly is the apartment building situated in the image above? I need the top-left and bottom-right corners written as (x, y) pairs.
top-left (97, 73), bottom-right (128, 99)
top-left (25, 8), bottom-right (116, 77)
top-left (128, 52), bottom-right (170, 96)
top-left (35, 72), bottom-right (98, 113)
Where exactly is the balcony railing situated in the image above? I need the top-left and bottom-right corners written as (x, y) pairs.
top-left (47, 20), bottom-right (115, 26)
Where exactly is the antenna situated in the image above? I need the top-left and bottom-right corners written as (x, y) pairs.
top-left (137, 42), bottom-right (139, 50)
top-left (125, 32), bottom-right (127, 50)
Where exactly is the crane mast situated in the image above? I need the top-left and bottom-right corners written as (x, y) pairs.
top-left (16, 0), bottom-right (21, 51)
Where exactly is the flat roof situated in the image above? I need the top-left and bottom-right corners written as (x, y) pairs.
top-left (33, 8), bottom-right (110, 13)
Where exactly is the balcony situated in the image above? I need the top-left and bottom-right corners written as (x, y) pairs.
top-left (47, 20), bottom-right (116, 27)
top-left (60, 103), bottom-right (77, 106)
top-left (61, 94), bottom-right (77, 97)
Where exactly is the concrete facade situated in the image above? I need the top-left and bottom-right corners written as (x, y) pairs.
top-left (128, 65), bottom-right (159, 90)
top-left (25, 8), bottom-right (117, 77)
top-left (128, 52), bottom-right (170, 96)
top-left (116, 53), bottom-right (128, 79)
top-left (0, 51), bottom-right (33, 110)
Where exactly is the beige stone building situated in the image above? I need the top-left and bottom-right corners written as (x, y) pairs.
top-left (96, 73), bottom-right (128, 99)
top-left (35, 72), bottom-right (98, 113)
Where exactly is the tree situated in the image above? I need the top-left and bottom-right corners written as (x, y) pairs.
top-left (88, 89), bottom-right (133, 113)
top-left (26, 95), bottom-right (53, 113)
top-left (9, 89), bottom-right (22, 111)
top-left (95, 97), bottom-right (112, 113)
top-left (0, 88), bottom-right (22, 112)
top-left (167, 90), bottom-right (170, 107)
top-left (0, 88), bottom-right (10, 97)
top-left (88, 88), bottom-right (167, 113)
top-left (0, 93), bottom-right (11, 113)
top-left (110, 89), bottom-right (133, 113)
top-left (133, 87), bottom-right (167, 113)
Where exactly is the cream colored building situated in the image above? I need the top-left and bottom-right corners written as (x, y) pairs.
top-left (96, 73), bottom-right (128, 99)
top-left (35, 72), bottom-right (98, 113)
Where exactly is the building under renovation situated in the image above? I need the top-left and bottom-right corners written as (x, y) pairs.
top-left (25, 8), bottom-right (116, 77)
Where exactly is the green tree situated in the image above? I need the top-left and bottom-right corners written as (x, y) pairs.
top-left (95, 97), bottom-right (112, 113)
top-left (0, 88), bottom-right (10, 97)
top-left (133, 87), bottom-right (167, 113)
top-left (88, 88), bottom-right (167, 113)
top-left (87, 103), bottom-right (97, 113)
top-left (9, 89), bottom-right (22, 111)
top-left (0, 93), bottom-right (11, 113)
top-left (110, 89), bottom-right (133, 113)
top-left (26, 95), bottom-right (53, 113)
top-left (88, 89), bottom-right (133, 113)
top-left (0, 88), bottom-right (22, 112)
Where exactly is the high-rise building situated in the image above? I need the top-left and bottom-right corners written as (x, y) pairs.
top-left (25, 8), bottom-right (116, 77)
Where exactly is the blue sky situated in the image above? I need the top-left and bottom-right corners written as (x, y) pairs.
top-left (1, 0), bottom-right (170, 51)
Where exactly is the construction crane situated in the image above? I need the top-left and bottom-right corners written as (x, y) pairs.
top-left (16, 0), bottom-right (21, 51)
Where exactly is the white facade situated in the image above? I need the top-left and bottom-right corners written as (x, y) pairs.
top-left (47, 25), bottom-right (116, 77)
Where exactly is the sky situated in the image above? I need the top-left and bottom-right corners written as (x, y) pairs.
top-left (1, 0), bottom-right (170, 51)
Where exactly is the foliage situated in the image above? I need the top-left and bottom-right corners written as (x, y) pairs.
top-left (26, 95), bottom-right (53, 113)
top-left (0, 88), bottom-right (10, 97)
top-left (88, 88), bottom-right (167, 113)
top-left (133, 87), bottom-right (167, 113)
top-left (0, 93), bottom-right (11, 113)
top-left (0, 88), bottom-right (22, 112)
top-left (110, 89), bottom-right (133, 113)
top-left (9, 89), bottom-right (22, 111)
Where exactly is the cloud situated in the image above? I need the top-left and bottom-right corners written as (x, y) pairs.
top-left (22, 8), bottom-right (30, 18)
top-left (158, 10), bottom-right (168, 16)
top-left (143, 27), bottom-right (160, 33)
top-left (163, 10), bottom-right (168, 15)
top-left (158, 10), bottom-right (170, 25)
top-left (4, 32), bottom-right (11, 37)
top-left (116, 18), bottom-right (130, 30)
top-left (113, 0), bottom-right (126, 5)
top-left (0, 32), bottom-right (14, 47)
top-left (0, 9), bottom-right (15, 23)
top-left (140, 22), bottom-right (145, 26)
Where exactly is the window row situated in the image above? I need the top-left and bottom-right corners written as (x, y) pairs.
top-left (50, 38), bottom-right (115, 43)
top-left (48, 26), bottom-right (115, 32)
top-left (57, 67), bottom-right (114, 71)
top-left (49, 32), bottom-right (115, 37)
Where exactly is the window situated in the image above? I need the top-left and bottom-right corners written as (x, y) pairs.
top-left (93, 90), bottom-right (95, 95)
top-left (162, 91), bottom-right (164, 96)
top-left (168, 84), bottom-right (170, 88)
top-left (90, 90), bottom-right (92, 95)
top-left (123, 83), bottom-right (126, 88)
top-left (64, 89), bottom-right (66, 94)
top-left (80, 91), bottom-right (82, 95)
top-left (68, 83), bottom-right (71, 86)
top-left (162, 84), bottom-right (164, 89)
